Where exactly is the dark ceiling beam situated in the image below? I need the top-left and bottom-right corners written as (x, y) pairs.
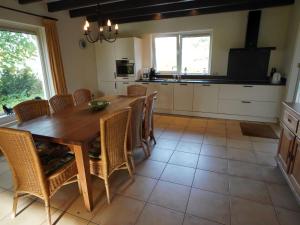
top-left (87, 0), bottom-right (294, 24)
top-left (48, 0), bottom-right (193, 12)
top-left (69, 0), bottom-right (195, 18)
top-left (18, 0), bottom-right (41, 4)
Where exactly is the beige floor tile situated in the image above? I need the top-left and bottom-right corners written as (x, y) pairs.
top-left (135, 203), bottom-right (184, 225)
top-left (226, 133), bottom-right (250, 141)
top-left (91, 195), bottom-right (145, 225)
top-left (193, 170), bottom-right (229, 194)
top-left (203, 136), bottom-right (226, 147)
top-left (187, 188), bottom-right (230, 225)
top-left (149, 148), bottom-right (173, 162)
top-left (227, 148), bottom-right (257, 163)
top-left (160, 130), bottom-right (183, 140)
top-left (188, 118), bottom-right (208, 128)
top-left (227, 139), bottom-right (253, 150)
top-left (116, 175), bottom-right (157, 201)
top-left (229, 176), bottom-right (271, 204)
top-left (228, 160), bottom-right (263, 180)
top-left (0, 201), bottom-right (57, 225)
top-left (169, 151), bottom-right (198, 168)
top-left (205, 128), bottom-right (226, 137)
top-left (176, 141), bottom-right (202, 154)
top-left (149, 181), bottom-right (191, 212)
top-left (161, 164), bottom-right (195, 186)
top-left (156, 138), bottom-right (179, 150)
top-left (253, 142), bottom-right (278, 154)
top-left (181, 132), bottom-right (204, 144)
top-left (207, 120), bottom-right (226, 130)
top-left (183, 214), bottom-right (223, 225)
top-left (251, 136), bottom-right (279, 143)
top-left (261, 167), bottom-right (286, 184)
top-left (136, 160), bottom-right (166, 179)
top-left (41, 210), bottom-right (90, 225)
top-left (0, 170), bottom-right (13, 190)
top-left (267, 184), bottom-right (300, 212)
top-left (255, 152), bottom-right (277, 167)
top-left (230, 197), bottom-right (279, 225)
top-left (275, 207), bottom-right (300, 225)
top-left (197, 156), bottom-right (228, 174)
top-left (200, 144), bottom-right (227, 159)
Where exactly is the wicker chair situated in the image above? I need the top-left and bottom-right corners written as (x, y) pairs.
top-left (89, 107), bottom-right (133, 204)
top-left (13, 100), bottom-right (50, 123)
top-left (127, 84), bottom-right (147, 97)
top-left (0, 127), bottom-right (79, 225)
top-left (143, 91), bottom-right (158, 155)
top-left (127, 97), bottom-right (147, 170)
top-left (49, 94), bottom-right (74, 113)
top-left (73, 89), bottom-right (92, 106)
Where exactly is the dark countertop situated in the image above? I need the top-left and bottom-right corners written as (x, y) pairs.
top-left (136, 77), bottom-right (286, 86)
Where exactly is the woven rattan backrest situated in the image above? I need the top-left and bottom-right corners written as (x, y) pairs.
top-left (100, 108), bottom-right (131, 175)
top-left (0, 128), bottom-right (48, 198)
top-left (127, 85), bottom-right (147, 97)
top-left (73, 89), bottom-right (92, 105)
top-left (129, 97), bottom-right (146, 149)
top-left (49, 94), bottom-right (74, 113)
top-left (13, 100), bottom-right (50, 123)
top-left (144, 91), bottom-right (158, 138)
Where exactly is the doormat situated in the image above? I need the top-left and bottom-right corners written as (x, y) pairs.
top-left (240, 122), bottom-right (279, 139)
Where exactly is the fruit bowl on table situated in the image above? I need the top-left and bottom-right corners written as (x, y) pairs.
top-left (88, 100), bottom-right (110, 111)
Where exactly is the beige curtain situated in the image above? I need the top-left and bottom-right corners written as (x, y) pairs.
top-left (43, 19), bottom-right (68, 95)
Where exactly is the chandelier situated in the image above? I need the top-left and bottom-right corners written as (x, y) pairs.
top-left (83, 19), bottom-right (118, 43)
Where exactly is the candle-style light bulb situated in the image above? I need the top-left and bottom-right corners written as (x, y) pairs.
top-left (107, 19), bottom-right (111, 27)
top-left (83, 20), bottom-right (90, 31)
top-left (115, 24), bottom-right (119, 30)
top-left (100, 26), bottom-right (104, 32)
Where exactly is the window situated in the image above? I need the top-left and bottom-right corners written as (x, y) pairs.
top-left (153, 32), bottom-right (212, 75)
top-left (0, 28), bottom-right (52, 123)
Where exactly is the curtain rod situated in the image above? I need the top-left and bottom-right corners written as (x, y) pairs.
top-left (0, 5), bottom-right (58, 21)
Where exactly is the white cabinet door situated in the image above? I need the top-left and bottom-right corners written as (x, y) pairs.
top-left (115, 38), bottom-right (134, 60)
top-left (155, 83), bottom-right (174, 111)
top-left (95, 42), bottom-right (116, 82)
top-left (193, 84), bottom-right (219, 113)
top-left (219, 99), bottom-right (279, 118)
top-left (116, 81), bottom-right (135, 95)
top-left (174, 83), bottom-right (194, 111)
top-left (219, 85), bottom-right (283, 102)
top-left (99, 81), bottom-right (117, 96)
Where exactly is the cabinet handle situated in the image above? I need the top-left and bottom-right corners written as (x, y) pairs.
top-left (114, 72), bottom-right (116, 79)
top-left (122, 57), bottom-right (128, 60)
top-left (122, 77), bottom-right (129, 79)
top-left (287, 118), bottom-right (292, 123)
top-left (161, 83), bottom-right (168, 85)
top-left (243, 85), bottom-right (253, 88)
top-left (241, 101), bottom-right (251, 104)
top-left (179, 83), bottom-right (188, 86)
top-left (202, 84), bottom-right (211, 86)
top-left (123, 82), bottom-right (129, 84)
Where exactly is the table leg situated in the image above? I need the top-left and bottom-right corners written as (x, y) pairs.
top-left (73, 144), bottom-right (93, 211)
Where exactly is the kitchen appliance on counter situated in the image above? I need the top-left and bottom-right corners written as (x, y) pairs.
top-left (116, 59), bottom-right (135, 80)
top-left (149, 68), bottom-right (157, 80)
top-left (271, 72), bottom-right (282, 84)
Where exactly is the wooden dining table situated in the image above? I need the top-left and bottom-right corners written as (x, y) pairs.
top-left (11, 95), bottom-right (137, 211)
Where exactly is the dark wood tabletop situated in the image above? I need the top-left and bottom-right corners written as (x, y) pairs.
top-left (11, 95), bottom-right (137, 146)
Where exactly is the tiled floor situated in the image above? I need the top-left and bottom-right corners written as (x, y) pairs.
top-left (1, 115), bottom-right (300, 225)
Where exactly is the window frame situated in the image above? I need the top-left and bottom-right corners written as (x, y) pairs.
top-left (152, 31), bottom-right (213, 75)
top-left (0, 24), bottom-right (54, 125)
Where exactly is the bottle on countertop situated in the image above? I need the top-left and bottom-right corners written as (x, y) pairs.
top-left (270, 67), bottom-right (277, 77)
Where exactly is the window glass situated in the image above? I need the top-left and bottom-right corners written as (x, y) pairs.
top-left (154, 36), bottom-right (177, 72)
top-left (181, 36), bottom-right (211, 74)
top-left (0, 30), bottom-right (47, 116)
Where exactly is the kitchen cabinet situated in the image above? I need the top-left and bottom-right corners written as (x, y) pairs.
top-left (278, 124), bottom-right (295, 172)
top-left (115, 38), bottom-right (135, 60)
top-left (174, 83), bottom-right (194, 111)
top-left (193, 84), bottom-right (219, 113)
top-left (138, 82), bottom-right (157, 96)
top-left (116, 81), bottom-right (135, 95)
top-left (155, 83), bottom-right (174, 111)
top-left (99, 81), bottom-right (117, 96)
top-left (95, 41), bottom-right (116, 82)
top-left (291, 138), bottom-right (300, 193)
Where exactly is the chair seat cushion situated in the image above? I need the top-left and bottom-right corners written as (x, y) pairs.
top-left (88, 137), bottom-right (101, 160)
top-left (35, 141), bottom-right (75, 176)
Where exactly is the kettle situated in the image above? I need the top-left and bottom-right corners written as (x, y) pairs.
top-left (149, 68), bottom-right (156, 80)
top-left (272, 72), bottom-right (281, 84)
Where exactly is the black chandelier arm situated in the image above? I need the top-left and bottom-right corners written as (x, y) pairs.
top-left (102, 32), bottom-right (117, 43)
top-left (84, 32), bottom-right (100, 43)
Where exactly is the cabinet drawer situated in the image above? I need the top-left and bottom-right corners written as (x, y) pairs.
top-left (283, 111), bottom-right (298, 133)
top-left (219, 99), bottom-right (279, 118)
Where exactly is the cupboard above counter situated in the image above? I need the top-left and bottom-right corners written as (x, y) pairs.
top-left (99, 79), bottom-right (284, 122)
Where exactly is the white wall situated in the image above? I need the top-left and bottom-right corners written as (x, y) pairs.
top-left (0, 0), bottom-right (98, 95)
top-left (118, 6), bottom-right (291, 76)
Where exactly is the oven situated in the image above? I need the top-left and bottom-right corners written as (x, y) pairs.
top-left (116, 59), bottom-right (135, 78)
